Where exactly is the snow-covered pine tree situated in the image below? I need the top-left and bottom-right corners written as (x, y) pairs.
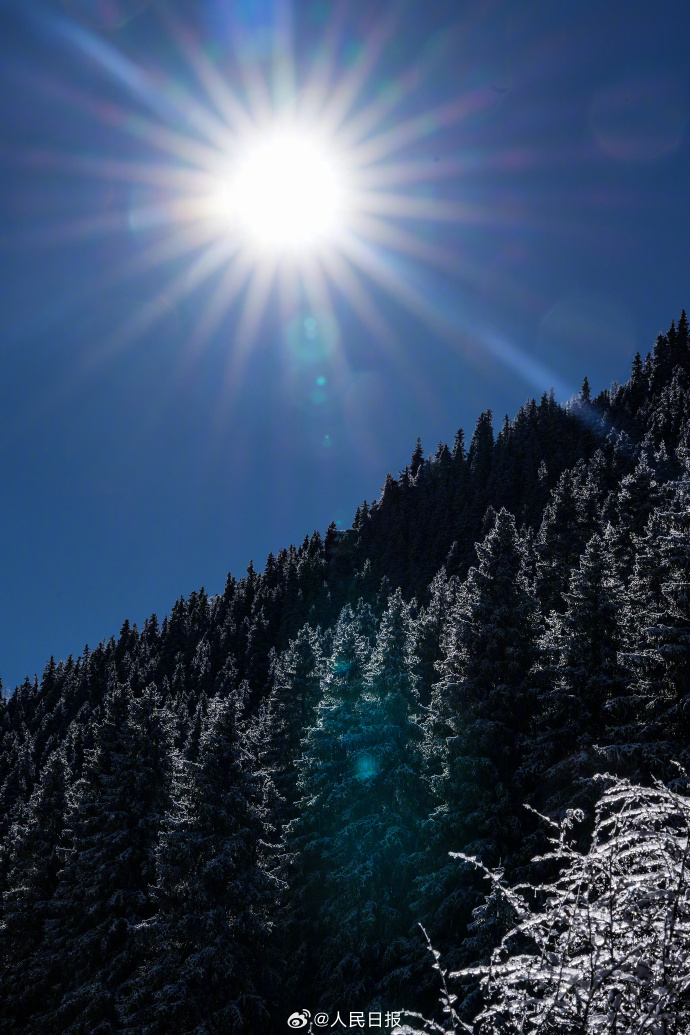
top-left (283, 602), bottom-right (372, 1009)
top-left (263, 623), bottom-right (325, 835)
top-left (27, 681), bottom-right (172, 1033)
top-left (619, 473), bottom-right (690, 779)
top-left (285, 591), bottom-right (428, 1012)
top-left (416, 508), bottom-right (540, 1009)
top-left (121, 691), bottom-right (280, 1032)
top-left (528, 532), bottom-right (626, 821)
top-left (0, 746), bottom-right (69, 1031)
top-left (534, 467), bottom-right (600, 615)
top-left (322, 588), bottom-right (428, 1010)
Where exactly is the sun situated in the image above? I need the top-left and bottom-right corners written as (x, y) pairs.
top-left (224, 128), bottom-right (345, 253)
top-left (43, 6), bottom-right (497, 382)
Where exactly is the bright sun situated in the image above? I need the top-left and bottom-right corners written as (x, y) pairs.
top-left (226, 129), bottom-right (344, 252)
top-left (61, 9), bottom-right (483, 367)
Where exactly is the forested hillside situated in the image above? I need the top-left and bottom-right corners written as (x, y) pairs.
top-left (2, 312), bottom-right (690, 1032)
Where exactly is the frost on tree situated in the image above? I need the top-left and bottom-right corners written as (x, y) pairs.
top-left (455, 774), bottom-right (690, 1034)
top-left (398, 773), bottom-right (690, 1035)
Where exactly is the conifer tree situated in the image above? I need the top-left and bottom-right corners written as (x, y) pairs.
top-left (410, 436), bottom-right (425, 480)
top-left (283, 603), bottom-right (371, 1008)
top-left (466, 411), bottom-right (494, 534)
top-left (530, 533), bottom-right (625, 818)
top-left (287, 592), bottom-right (426, 1012)
top-left (413, 567), bottom-right (460, 710)
top-left (24, 681), bottom-right (172, 1033)
top-left (264, 623), bottom-right (324, 833)
top-left (608, 447), bottom-right (662, 582)
top-left (534, 467), bottom-right (599, 614)
top-left (0, 747), bottom-right (69, 1031)
top-left (417, 509), bottom-right (540, 996)
top-left (621, 475), bottom-right (690, 776)
top-left (122, 692), bottom-right (280, 1032)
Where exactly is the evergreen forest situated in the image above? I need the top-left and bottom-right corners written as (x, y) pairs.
top-left (3, 312), bottom-right (690, 1033)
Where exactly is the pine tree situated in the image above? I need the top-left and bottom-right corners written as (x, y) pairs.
top-left (466, 411), bottom-right (494, 535)
top-left (530, 533), bottom-right (625, 819)
top-left (122, 692), bottom-right (280, 1032)
top-left (264, 623), bottom-right (324, 834)
top-left (410, 437), bottom-right (425, 480)
top-left (27, 681), bottom-right (172, 1033)
top-left (0, 747), bottom-right (69, 1031)
top-left (283, 605), bottom-right (370, 996)
top-left (534, 467), bottom-right (599, 614)
top-left (608, 447), bottom-right (662, 583)
top-left (417, 509), bottom-right (540, 1010)
top-left (621, 476), bottom-right (690, 777)
top-left (413, 568), bottom-right (460, 710)
top-left (286, 592), bottom-right (426, 1013)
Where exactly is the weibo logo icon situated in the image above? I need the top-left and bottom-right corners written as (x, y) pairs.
top-left (287, 1010), bottom-right (311, 1028)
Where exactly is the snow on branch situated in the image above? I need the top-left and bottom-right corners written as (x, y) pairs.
top-left (401, 771), bottom-right (690, 1034)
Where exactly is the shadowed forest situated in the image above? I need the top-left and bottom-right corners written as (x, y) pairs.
top-left (2, 312), bottom-right (690, 1032)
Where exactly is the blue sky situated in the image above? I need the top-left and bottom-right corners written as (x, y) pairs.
top-left (1, 0), bottom-right (689, 690)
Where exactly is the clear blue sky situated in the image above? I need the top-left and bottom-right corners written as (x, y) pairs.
top-left (1, 0), bottom-right (689, 691)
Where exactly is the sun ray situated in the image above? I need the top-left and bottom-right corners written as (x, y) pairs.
top-left (7, 236), bottom-right (243, 450)
top-left (84, 238), bottom-right (237, 372)
top-left (187, 250), bottom-right (254, 356)
top-left (15, 2), bottom-right (531, 433)
top-left (296, 249), bottom-right (352, 394)
top-left (10, 147), bottom-right (227, 223)
top-left (120, 113), bottom-right (232, 173)
top-left (350, 190), bottom-right (479, 225)
top-left (346, 92), bottom-right (490, 167)
top-left (213, 259), bottom-right (280, 423)
top-left (233, 257), bottom-right (279, 359)
top-left (44, 7), bottom-right (181, 124)
top-left (318, 247), bottom-right (396, 349)
top-left (275, 258), bottom-right (304, 399)
top-left (330, 62), bottom-right (423, 150)
top-left (321, 247), bottom-right (442, 423)
top-left (298, 251), bottom-right (334, 327)
top-left (337, 229), bottom-right (454, 341)
top-left (29, 25), bottom-right (241, 173)
top-left (271, 0), bottom-right (298, 113)
top-left (353, 155), bottom-right (477, 189)
top-left (10, 210), bottom-right (133, 248)
top-left (296, 2), bottom-right (350, 124)
top-left (165, 16), bottom-right (256, 138)
top-left (345, 212), bottom-right (469, 278)
top-left (232, 35), bottom-right (274, 127)
top-left (318, 12), bottom-right (397, 136)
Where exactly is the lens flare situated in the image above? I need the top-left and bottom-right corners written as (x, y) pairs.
top-left (20, 2), bottom-right (527, 421)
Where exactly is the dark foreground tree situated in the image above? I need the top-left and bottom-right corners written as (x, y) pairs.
top-left (24, 682), bottom-right (171, 1034)
top-left (416, 509), bottom-right (540, 1017)
top-left (121, 692), bottom-right (280, 1033)
top-left (0, 747), bottom-right (69, 1029)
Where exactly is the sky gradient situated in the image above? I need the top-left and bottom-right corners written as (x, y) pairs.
top-left (1, 0), bottom-right (690, 691)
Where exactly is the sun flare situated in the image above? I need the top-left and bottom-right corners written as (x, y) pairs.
top-left (223, 129), bottom-right (345, 252)
top-left (42, 6), bottom-right (493, 386)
